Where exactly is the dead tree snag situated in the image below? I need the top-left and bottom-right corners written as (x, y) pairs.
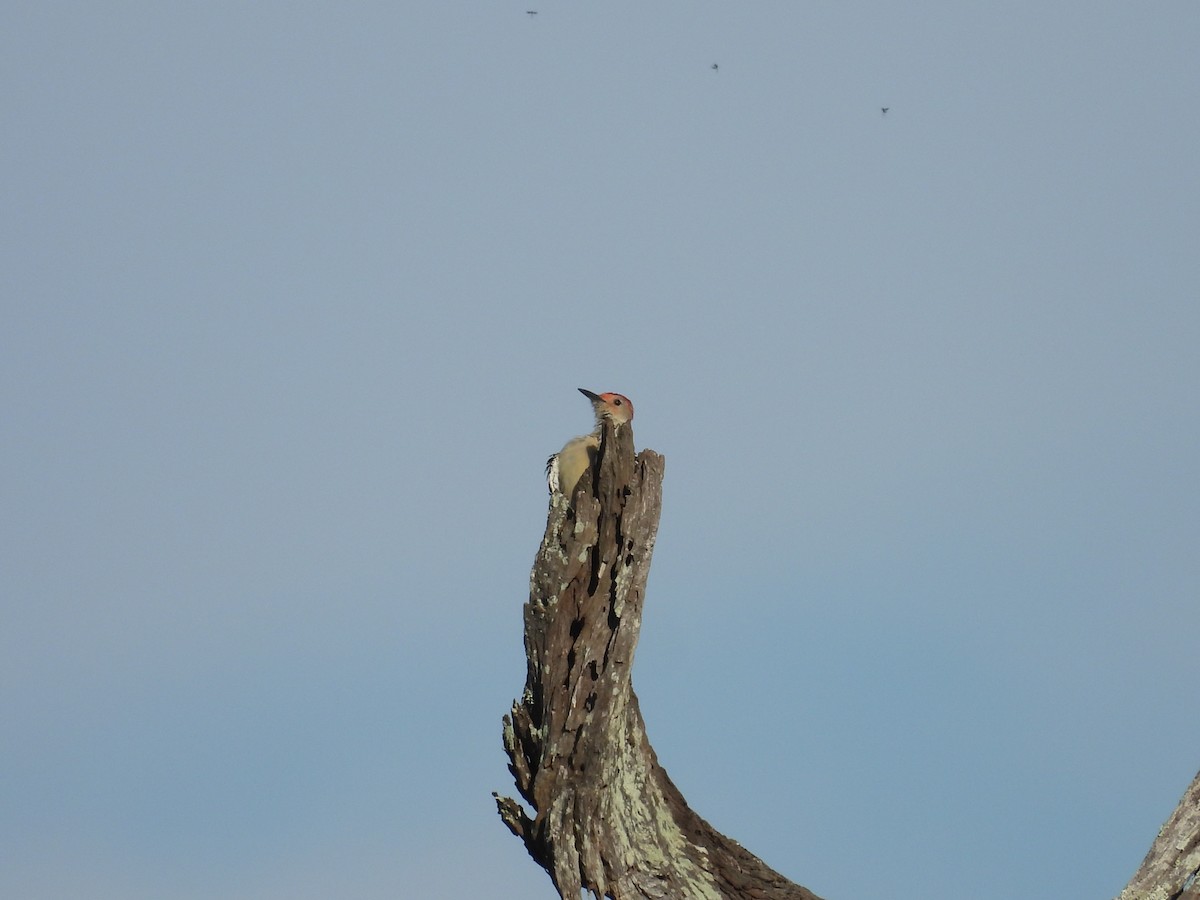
top-left (495, 421), bottom-right (824, 900)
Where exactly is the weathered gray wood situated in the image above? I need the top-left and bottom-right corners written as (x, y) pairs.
top-left (495, 421), bottom-right (823, 900)
top-left (494, 414), bottom-right (1200, 899)
top-left (1117, 769), bottom-right (1200, 900)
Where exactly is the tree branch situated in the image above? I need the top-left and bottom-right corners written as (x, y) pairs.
top-left (1117, 768), bottom-right (1200, 900)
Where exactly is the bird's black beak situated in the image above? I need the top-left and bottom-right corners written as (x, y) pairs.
top-left (579, 388), bottom-right (601, 403)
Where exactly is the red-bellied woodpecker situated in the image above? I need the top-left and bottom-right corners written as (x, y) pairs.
top-left (546, 388), bottom-right (635, 498)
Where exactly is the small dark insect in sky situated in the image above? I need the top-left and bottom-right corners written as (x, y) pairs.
top-left (711, 63), bottom-right (719, 71)
top-left (526, 10), bottom-right (537, 15)
top-left (881, 107), bottom-right (889, 116)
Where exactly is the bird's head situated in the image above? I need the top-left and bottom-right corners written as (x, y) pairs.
top-left (580, 388), bottom-right (634, 427)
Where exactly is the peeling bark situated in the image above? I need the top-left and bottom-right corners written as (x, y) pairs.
top-left (1117, 769), bottom-right (1200, 900)
top-left (495, 422), bottom-right (823, 900)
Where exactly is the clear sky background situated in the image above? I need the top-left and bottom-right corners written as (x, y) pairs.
top-left (2, 3), bottom-right (1197, 899)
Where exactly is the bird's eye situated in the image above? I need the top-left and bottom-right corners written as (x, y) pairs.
top-left (613, 399), bottom-right (622, 405)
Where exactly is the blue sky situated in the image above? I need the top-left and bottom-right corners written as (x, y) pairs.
top-left (2, 3), bottom-right (1197, 898)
